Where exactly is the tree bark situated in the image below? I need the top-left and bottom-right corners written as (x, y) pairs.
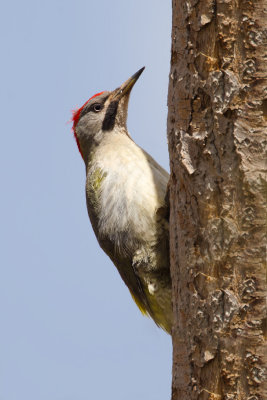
top-left (167, 0), bottom-right (267, 399)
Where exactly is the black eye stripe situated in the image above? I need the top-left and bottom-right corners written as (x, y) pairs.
top-left (102, 101), bottom-right (119, 131)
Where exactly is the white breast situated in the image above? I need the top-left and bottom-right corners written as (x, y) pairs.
top-left (91, 131), bottom-right (169, 246)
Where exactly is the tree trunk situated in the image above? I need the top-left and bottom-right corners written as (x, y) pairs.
top-left (167, 0), bottom-right (267, 399)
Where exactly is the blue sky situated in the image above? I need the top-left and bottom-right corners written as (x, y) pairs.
top-left (0, 1), bottom-right (172, 399)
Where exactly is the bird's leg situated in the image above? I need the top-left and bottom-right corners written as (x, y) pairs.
top-left (132, 246), bottom-right (161, 295)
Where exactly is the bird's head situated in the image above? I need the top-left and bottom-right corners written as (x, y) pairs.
top-left (72, 67), bottom-right (145, 160)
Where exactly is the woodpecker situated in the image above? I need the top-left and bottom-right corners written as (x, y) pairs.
top-left (72, 67), bottom-right (172, 333)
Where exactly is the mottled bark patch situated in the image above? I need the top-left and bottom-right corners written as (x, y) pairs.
top-left (168, 0), bottom-right (267, 399)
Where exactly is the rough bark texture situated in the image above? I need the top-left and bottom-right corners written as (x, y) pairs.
top-left (167, 0), bottom-right (267, 399)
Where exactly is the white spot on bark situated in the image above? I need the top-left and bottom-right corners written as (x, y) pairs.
top-left (204, 350), bottom-right (215, 362)
top-left (200, 14), bottom-right (211, 26)
top-left (180, 131), bottom-right (196, 174)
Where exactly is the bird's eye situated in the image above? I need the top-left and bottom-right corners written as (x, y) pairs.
top-left (93, 104), bottom-right (102, 112)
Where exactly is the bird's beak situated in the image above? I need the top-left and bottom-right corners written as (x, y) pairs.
top-left (112, 67), bottom-right (145, 101)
